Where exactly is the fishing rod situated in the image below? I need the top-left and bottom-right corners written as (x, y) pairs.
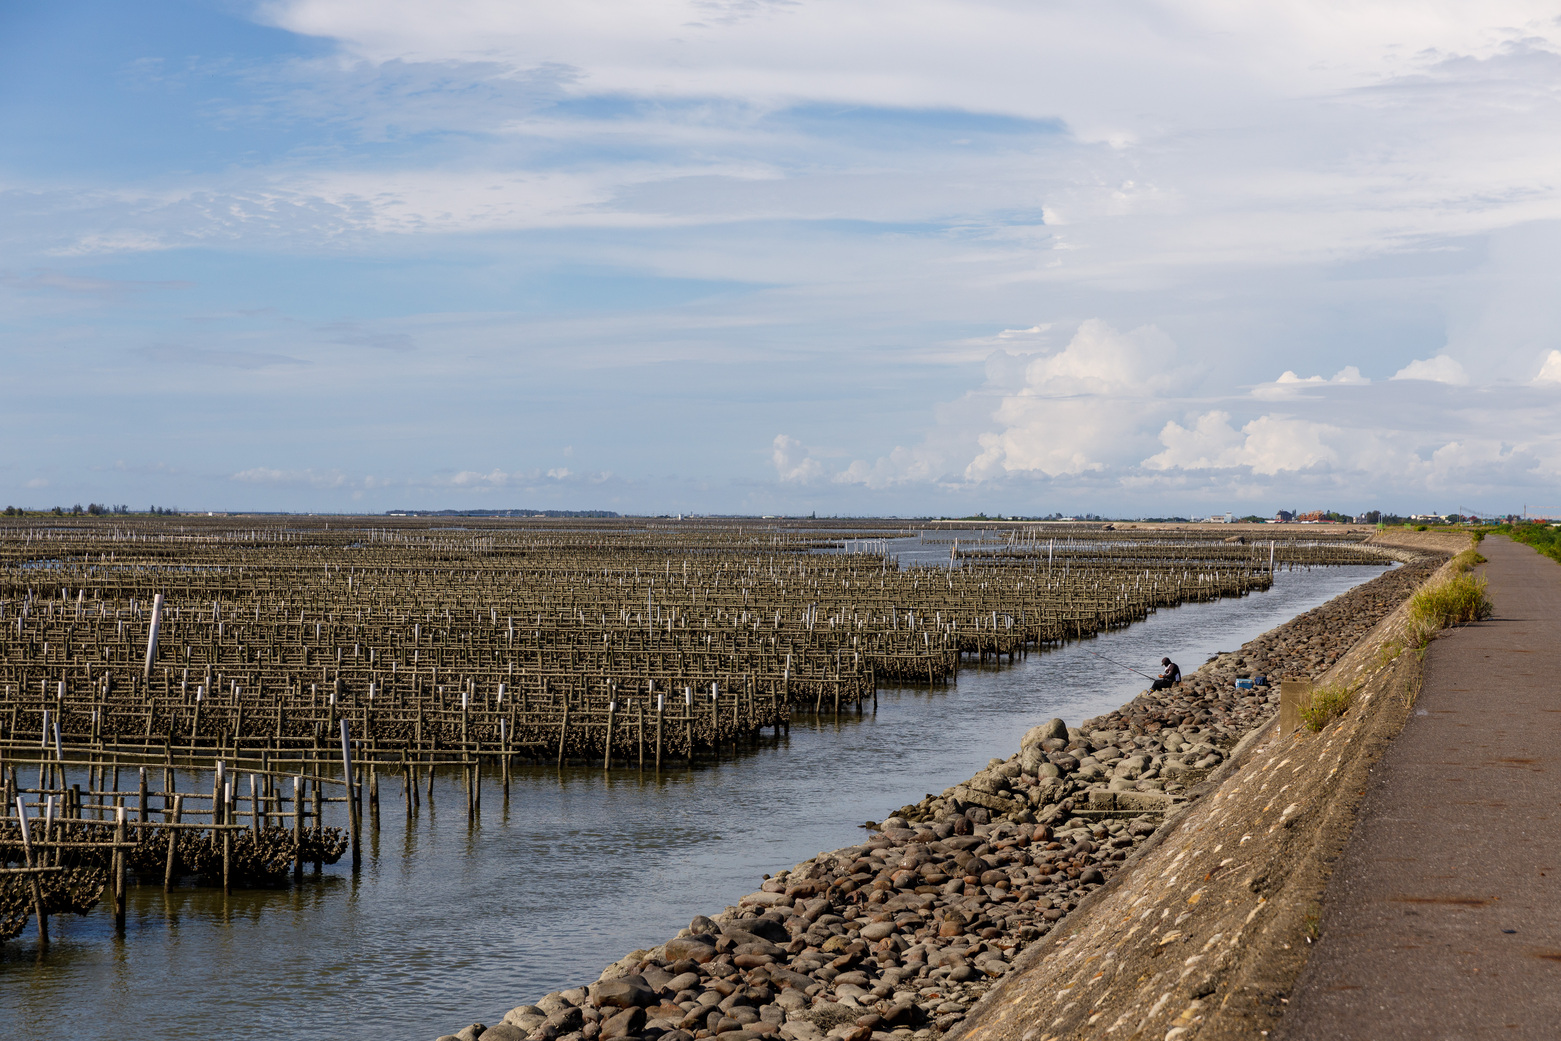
top-left (1086, 649), bottom-right (1158, 681)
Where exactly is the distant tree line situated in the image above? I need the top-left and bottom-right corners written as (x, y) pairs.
top-left (2, 504), bottom-right (179, 517)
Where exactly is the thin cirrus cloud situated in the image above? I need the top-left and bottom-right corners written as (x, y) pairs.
top-left (136, 343), bottom-right (309, 369)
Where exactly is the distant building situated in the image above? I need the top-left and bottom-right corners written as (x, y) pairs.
top-left (1274, 510), bottom-right (1294, 523)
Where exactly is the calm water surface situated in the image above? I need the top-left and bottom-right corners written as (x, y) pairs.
top-left (0, 564), bottom-right (1385, 1041)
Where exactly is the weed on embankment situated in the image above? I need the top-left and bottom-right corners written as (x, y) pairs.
top-left (1301, 682), bottom-right (1358, 732)
top-left (1403, 548), bottom-right (1493, 649)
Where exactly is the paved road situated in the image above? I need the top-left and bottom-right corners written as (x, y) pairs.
top-left (1283, 537), bottom-right (1561, 1039)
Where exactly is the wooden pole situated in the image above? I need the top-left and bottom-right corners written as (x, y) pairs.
top-left (340, 719), bottom-right (360, 869)
top-left (293, 774), bottom-right (304, 881)
top-left (14, 795), bottom-right (47, 945)
top-left (165, 794), bottom-right (183, 890)
top-left (113, 804), bottom-right (127, 933)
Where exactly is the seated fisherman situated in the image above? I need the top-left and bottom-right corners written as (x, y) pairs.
top-left (1150, 657), bottom-right (1181, 691)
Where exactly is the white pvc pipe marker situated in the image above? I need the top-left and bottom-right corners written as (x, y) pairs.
top-left (143, 593), bottom-right (165, 682)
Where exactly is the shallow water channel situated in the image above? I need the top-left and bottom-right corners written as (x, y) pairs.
top-left (0, 564), bottom-right (1386, 1041)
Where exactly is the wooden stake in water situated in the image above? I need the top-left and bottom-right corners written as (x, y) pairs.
top-left (340, 719), bottom-right (360, 870)
top-left (165, 794), bottom-right (183, 890)
top-left (113, 805), bottom-right (127, 933)
top-left (293, 773), bottom-right (304, 881)
top-left (14, 795), bottom-right (47, 945)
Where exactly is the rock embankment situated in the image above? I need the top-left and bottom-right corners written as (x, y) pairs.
top-left (437, 553), bottom-right (1445, 1041)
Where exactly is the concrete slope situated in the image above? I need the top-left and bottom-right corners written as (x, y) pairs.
top-left (1282, 537), bottom-right (1561, 1039)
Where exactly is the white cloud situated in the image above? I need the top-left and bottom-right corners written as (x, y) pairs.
top-left (442, 467), bottom-right (583, 487)
top-left (1391, 354), bottom-right (1470, 384)
top-left (449, 468), bottom-right (510, 487)
top-left (1239, 416), bottom-right (1339, 475)
top-left (1254, 366), bottom-right (1371, 399)
top-left (1144, 412), bottom-right (1338, 475)
top-left (262, 2), bottom-right (1561, 132)
top-left (1143, 411), bottom-right (1247, 470)
top-left (1533, 349), bottom-right (1561, 384)
top-left (963, 320), bottom-right (1187, 478)
top-left (231, 467), bottom-right (352, 488)
top-left (771, 434), bottom-right (823, 482)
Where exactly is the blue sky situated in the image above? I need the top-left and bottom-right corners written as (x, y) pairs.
top-left (4, 0), bottom-right (1561, 517)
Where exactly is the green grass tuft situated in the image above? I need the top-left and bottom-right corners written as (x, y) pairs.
top-left (1450, 547), bottom-right (1487, 572)
top-left (1301, 683), bottom-right (1356, 733)
top-left (1408, 571), bottom-right (1493, 632)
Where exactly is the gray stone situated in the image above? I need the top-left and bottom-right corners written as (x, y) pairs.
top-left (736, 916), bottom-right (792, 944)
top-left (641, 965), bottom-right (674, 991)
top-left (666, 971), bottom-right (702, 993)
top-left (455, 1026), bottom-right (487, 1041)
top-left (664, 937), bottom-right (718, 963)
top-left (502, 1012), bottom-right (546, 1034)
top-left (590, 977), bottom-right (657, 1009)
top-left (599, 1007), bottom-right (647, 1041)
top-left (480, 1026), bottom-right (529, 1041)
top-left (776, 990), bottom-right (810, 1011)
top-left (547, 1008), bottom-right (585, 1033)
top-left (1112, 755), bottom-right (1149, 780)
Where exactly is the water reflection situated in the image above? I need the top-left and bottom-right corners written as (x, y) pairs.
top-left (0, 565), bottom-right (1385, 1041)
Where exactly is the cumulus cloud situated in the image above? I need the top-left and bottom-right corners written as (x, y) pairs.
top-left (1391, 354), bottom-right (1469, 384)
top-left (772, 434), bottom-right (824, 483)
top-left (964, 320), bottom-right (1188, 479)
top-left (1144, 412), bottom-right (1338, 475)
top-left (1253, 366), bottom-right (1370, 399)
top-left (1533, 349), bottom-right (1561, 384)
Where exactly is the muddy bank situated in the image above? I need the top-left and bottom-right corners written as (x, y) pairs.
top-left (435, 551), bottom-right (1446, 1041)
